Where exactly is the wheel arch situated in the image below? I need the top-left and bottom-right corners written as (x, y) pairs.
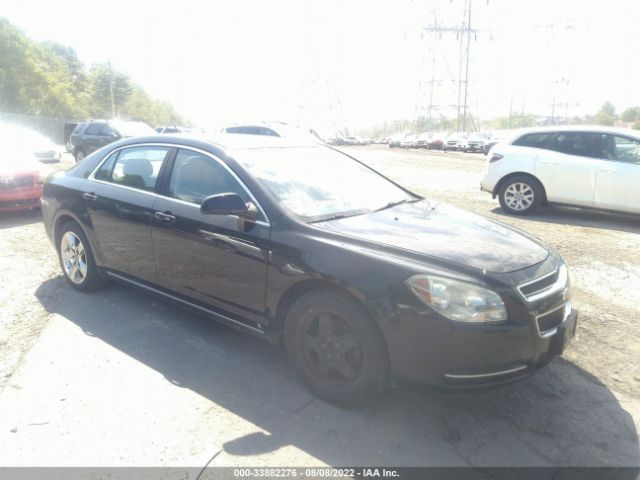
top-left (273, 279), bottom-right (388, 346)
top-left (493, 171), bottom-right (548, 204)
top-left (52, 211), bottom-right (102, 263)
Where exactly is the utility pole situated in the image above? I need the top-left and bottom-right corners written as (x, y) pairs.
top-left (462, 0), bottom-right (472, 132)
top-left (108, 58), bottom-right (116, 119)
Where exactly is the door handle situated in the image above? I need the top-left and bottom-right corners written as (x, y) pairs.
top-left (82, 192), bottom-right (98, 201)
top-left (154, 211), bottom-right (176, 222)
top-left (597, 169), bottom-right (617, 174)
top-left (539, 161), bottom-right (557, 166)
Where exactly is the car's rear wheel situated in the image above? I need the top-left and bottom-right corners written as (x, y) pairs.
top-left (498, 175), bottom-right (543, 215)
top-left (284, 289), bottom-right (389, 405)
top-left (56, 222), bottom-right (104, 291)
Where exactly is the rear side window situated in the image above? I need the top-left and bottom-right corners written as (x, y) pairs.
top-left (548, 132), bottom-right (599, 157)
top-left (606, 135), bottom-right (640, 164)
top-left (85, 123), bottom-right (104, 135)
top-left (93, 146), bottom-right (170, 191)
top-left (512, 132), bottom-right (554, 149)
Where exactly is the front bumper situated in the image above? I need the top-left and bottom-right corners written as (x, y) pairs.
top-left (384, 300), bottom-right (577, 388)
top-left (0, 186), bottom-right (43, 212)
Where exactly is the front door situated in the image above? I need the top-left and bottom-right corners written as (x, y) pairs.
top-left (151, 148), bottom-right (270, 325)
top-left (83, 145), bottom-right (172, 283)
top-left (593, 134), bottom-right (640, 214)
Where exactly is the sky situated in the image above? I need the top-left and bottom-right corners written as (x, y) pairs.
top-left (2, 0), bottom-right (639, 134)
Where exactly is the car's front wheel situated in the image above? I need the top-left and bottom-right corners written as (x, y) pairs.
top-left (284, 289), bottom-right (389, 405)
top-left (498, 175), bottom-right (543, 215)
top-left (56, 222), bottom-right (104, 291)
top-left (75, 149), bottom-right (86, 162)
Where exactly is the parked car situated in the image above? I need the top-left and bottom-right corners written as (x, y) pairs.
top-left (155, 125), bottom-right (198, 134)
top-left (221, 121), bottom-right (319, 143)
top-left (462, 132), bottom-right (490, 153)
top-left (415, 132), bottom-right (433, 148)
top-left (42, 133), bottom-right (577, 404)
top-left (426, 132), bottom-right (446, 150)
top-left (443, 132), bottom-right (467, 151)
top-left (0, 141), bottom-right (52, 212)
top-left (401, 134), bottom-right (418, 148)
top-left (481, 126), bottom-right (640, 215)
top-left (388, 134), bottom-right (404, 148)
top-left (1, 124), bottom-right (62, 163)
top-left (70, 120), bottom-right (155, 162)
top-left (483, 130), bottom-right (512, 155)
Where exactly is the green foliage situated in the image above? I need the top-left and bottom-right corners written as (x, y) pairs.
top-left (600, 101), bottom-right (616, 117)
top-left (621, 107), bottom-right (640, 123)
top-left (0, 17), bottom-right (186, 126)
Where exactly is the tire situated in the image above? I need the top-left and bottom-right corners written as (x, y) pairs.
top-left (498, 175), bottom-right (543, 215)
top-left (56, 221), bottom-right (105, 291)
top-left (284, 289), bottom-right (389, 405)
top-left (75, 149), bottom-right (86, 162)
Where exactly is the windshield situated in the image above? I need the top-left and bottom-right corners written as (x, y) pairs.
top-left (111, 121), bottom-right (155, 137)
top-left (238, 146), bottom-right (416, 221)
top-left (469, 133), bottom-right (488, 140)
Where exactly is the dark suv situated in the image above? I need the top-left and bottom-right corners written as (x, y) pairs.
top-left (70, 120), bottom-right (155, 162)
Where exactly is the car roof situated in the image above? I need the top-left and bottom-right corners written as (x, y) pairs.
top-left (512, 125), bottom-right (640, 139)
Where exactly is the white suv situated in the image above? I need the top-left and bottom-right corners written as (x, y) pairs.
top-left (480, 126), bottom-right (640, 215)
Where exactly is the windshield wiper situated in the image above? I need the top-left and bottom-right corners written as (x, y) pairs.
top-left (308, 210), bottom-right (369, 223)
top-left (373, 198), bottom-right (419, 212)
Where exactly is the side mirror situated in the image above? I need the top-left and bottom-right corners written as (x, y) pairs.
top-left (201, 193), bottom-right (249, 216)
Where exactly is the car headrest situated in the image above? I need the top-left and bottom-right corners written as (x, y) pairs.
top-left (123, 158), bottom-right (153, 177)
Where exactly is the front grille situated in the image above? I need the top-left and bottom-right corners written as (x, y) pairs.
top-left (518, 265), bottom-right (567, 302)
top-left (520, 270), bottom-right (560, 297)
top-left (536, 307), bottom-right (564, 333)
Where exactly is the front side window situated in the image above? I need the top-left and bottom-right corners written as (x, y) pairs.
top-left (239, 146), bottom-right (415, 221)
top-left (168, 149), bottom-right (248, 205)
top-left (603, 135), bottom-right (640, 164)
top-left (94, 146), bottom-right (169, 191)
top-left (548, 132), bottom-right (599, 157)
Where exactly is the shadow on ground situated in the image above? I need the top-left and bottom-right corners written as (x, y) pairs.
top-left (0, 208), bottom-right (42, 230)
top-left (35, 276), bottom-right (639, 469)
top-left (491, 205), bottom-right (640, 235)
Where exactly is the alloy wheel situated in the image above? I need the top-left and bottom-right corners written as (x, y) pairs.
top-left (504, 182), bottom-right (534, 211)
top-left (60, 231), bottom-right (88, 284)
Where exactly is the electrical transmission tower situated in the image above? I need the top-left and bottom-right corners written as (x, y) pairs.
top-left (421, 0), bottom-right (487, 132)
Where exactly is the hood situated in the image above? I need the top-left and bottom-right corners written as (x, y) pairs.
top-left (314, 201), bottom-right (548, 274)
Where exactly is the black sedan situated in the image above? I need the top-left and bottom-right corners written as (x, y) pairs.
top-left (41, 134), bottom-right (577, 404)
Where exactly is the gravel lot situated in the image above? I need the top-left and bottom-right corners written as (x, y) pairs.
top-left (0, 147), bottom-right (638, 469)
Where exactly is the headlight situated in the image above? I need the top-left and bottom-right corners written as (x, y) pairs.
top-left (405, 275), bottom-right (507, 322)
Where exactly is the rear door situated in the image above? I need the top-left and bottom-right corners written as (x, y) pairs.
top-left (151, 147), bottom-right (270, 325)
top-left (83, 145), bottom-right (173, 283)
top-left (593, 134), bottom-right (640, 213)
top-left (532, 131), bottom-right (599, 207)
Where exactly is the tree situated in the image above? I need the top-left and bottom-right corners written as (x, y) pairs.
top-left (621, 107), bottom-right (640, 123)
top-left (0, 17), bottom-right (187, 125)
top-left (600, 101), bottom-right (616, 117)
